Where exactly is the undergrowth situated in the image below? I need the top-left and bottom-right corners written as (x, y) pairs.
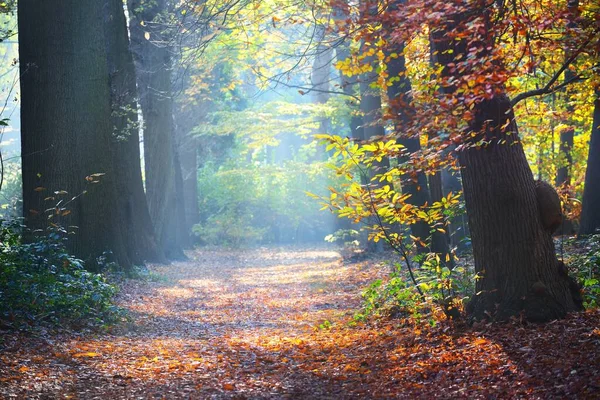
top-left (355, 236), bottom-right (600, 324)
top-left (0, 219), bottom-right (122, 330)
top-left (568, 234), bottom-right (600, 308)
top-left (353, 253), bottom-right (474, 325)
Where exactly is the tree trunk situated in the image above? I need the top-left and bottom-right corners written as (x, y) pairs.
top-left (579, 88), bottom-right (600, 235)
top-left (19, 0), bottom-right (130, 268)
top-left (383, 9), bottom-right (432, 252)
top-left (358, 0), bottom-right (389, 252)
top-left (428, 172), bottom-right (453, 267)
top-left (555, 0), bottom-right (579, 187)
top-left (177, 125), bottom-right (199, 240)
top-left (333, 1), bottom-right (363, 140)
top-left (312, 24), bottom-right (333, 136)
top-left (431, 6), bottom-right (580, 321)
top-left (103, 0), bottom-right (165, 264)
top-left (556, 127), bottom-right (574, 186)
top-left (441, 164), bottom-right (470, 251)
top-left (128, 0), bottom-right (186, 259)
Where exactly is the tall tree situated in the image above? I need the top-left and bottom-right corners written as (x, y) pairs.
top-left (555, 0), bottom-right (580, 187)
top-left (430, 0), bottom-right (581, 321)
top-left (128, 0), bottom-right (187, 258)
top-left (383, 0), bottom-right (436, 254)
top-left (311, 23), bottom-right (334, 137)
top-left (332, 0), bottom-right (363, 140)
top-left (103, 0), bottom-right (165, 263)
top-left (19, 0), bottom-right (130, 268)
top-left (579, 84), bottom-right (600, 235)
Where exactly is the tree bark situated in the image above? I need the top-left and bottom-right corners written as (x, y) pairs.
top-left (555, 0), bottom-right (579, 187)
top-left (332, 1), bottom-right (363, 140)
top-left (19, 0), bottom-right (130, 268)
top-left (128, 0), bottom-right (186, 259)
top-left (312, 24), bottom-right (333, 136)
top-left (383, 3), bottom-right (433, 252)
top-left (103, 0), bottom-right (165, 264)
top-left (579, 88), bottom-right (600, 235)
top-left (431, 4), bottom-right (580, 321)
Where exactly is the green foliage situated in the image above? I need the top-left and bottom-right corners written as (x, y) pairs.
top-left (354, 274), bottom-right (419, 322)
top-left (568, 235), bottom-right (600, 308)
top-left (324, 229), bottom-right (360, 248)
top-left (0, 159), bottom-right (22, 219)
top-left (355, 256), bottom-right (475, 322)
top-left (194, 158), bottom-right (335, 246)
top-left (0, 220), bottom-right (121, 329)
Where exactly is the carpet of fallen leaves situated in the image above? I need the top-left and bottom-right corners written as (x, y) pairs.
top-left (1, 246), bottom-right (599, 399)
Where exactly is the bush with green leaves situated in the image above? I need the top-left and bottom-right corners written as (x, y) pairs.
top-left (354, 254), bottom-right (475, 323)
top-left (568, 234), bottom-right (600, 308)
top-left (0, 219), bottom-right (120, 328)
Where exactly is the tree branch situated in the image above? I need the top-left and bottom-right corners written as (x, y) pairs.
top-left (511, 29), bottom-right (599, 107)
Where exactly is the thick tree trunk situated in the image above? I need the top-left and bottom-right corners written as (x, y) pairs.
top-left (19, 0), bottom-right (130, 268)
top-left (431, 6), bottom-right (580, 321)
top-left (103, 0), bottom-right (165, 264)
top-left (579, 89), bottom-right (600, 235)
top-left (128, 0), bottom-right (186, 259)
top-left (458, 96), bottom-right (578, 321)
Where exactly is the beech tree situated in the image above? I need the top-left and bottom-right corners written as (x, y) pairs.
top-left (19, 0), bottom-right (131, 268)
top-left (128, 0), bottom-right (187, 258)
top-left (579, 85), bottom-right (600, 235)
top-left (429, 0), bottom-right (581, 321)
top-left (103, 0), bottom-right (165, 264)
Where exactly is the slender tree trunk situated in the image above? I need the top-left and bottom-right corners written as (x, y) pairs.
top-left (103, 0), bottom-right (165, 264)
top-left (333, 1), bottom-right (363, 140)
top-left (177, 126), bottom-right (199, 239)
top-left (19, 0), bottom-right (130, 268)
top-left (312, 24), bottom-right (333, 136)
top-left (441, 164), bottom-right (470, 251)
top-left (431, 4), bottom-right (580, 321)
top-left (128, 0), bottom-right (186, 259)
top-left (579, 88), bottom-right (600, 235)
top-left (383, 2), bottom-right (433, 253)
top-left (556, 0), bottom-right (579, 187)
top-left (428, 172), bottom-right (453, 266)
top-left (359, 0), bottom-right (389, 252)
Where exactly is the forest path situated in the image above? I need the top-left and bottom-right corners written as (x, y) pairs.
top-left (0, 247), bottom-right (383, 399)
top-left (2, 247), bottom-right (600, 399)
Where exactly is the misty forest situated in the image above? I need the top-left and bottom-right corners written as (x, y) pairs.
top-left (1, 0), bottom-right (600, 398)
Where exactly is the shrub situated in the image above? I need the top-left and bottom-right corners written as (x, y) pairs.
top-left (0, 219), bottom-right (120, 329)
top-left (568, 234), bottom-right (600, 308)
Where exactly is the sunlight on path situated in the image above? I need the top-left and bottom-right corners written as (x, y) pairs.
top-left (5, 247), bottom-right (598, 398)
top-left (1, 247), bottom-right (380, 398)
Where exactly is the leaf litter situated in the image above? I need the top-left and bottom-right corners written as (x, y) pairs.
top-left (1, 246), bottom-right (599, 398)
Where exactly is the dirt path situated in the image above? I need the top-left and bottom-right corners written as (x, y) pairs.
top-left (0, 247), bottom-right (381, 399)
top-left (2, 247), bottom-right (599, 399)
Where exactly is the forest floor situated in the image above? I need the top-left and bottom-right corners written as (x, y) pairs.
top-left (1, 246), bottom-right (599, 399)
